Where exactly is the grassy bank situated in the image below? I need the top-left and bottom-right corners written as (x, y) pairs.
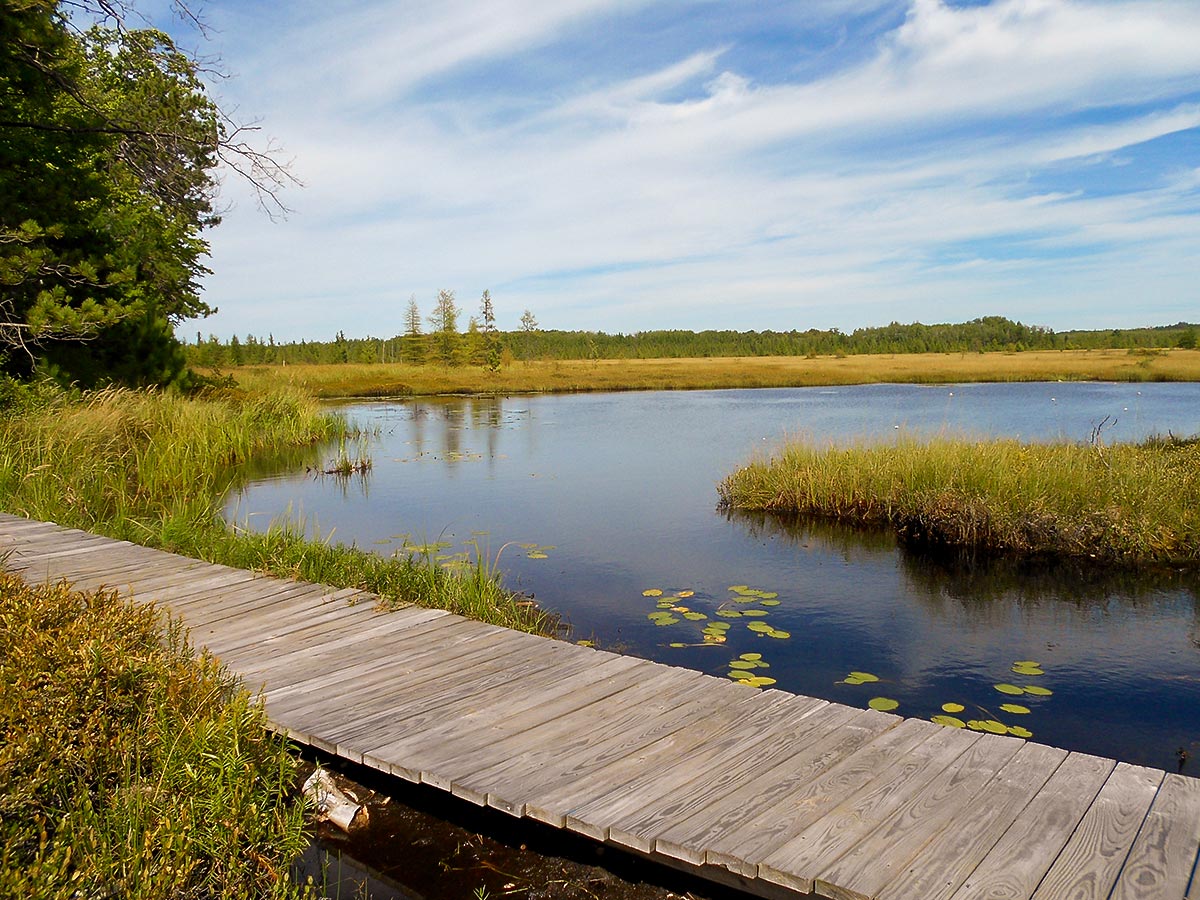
top-left (0, 573), bottom-right (308, 898)
top-left (718, 435), bottom-right (1200, 567)
top-left (216, 348), bottom-right (1200, 398)
top-left (0, 384), bottom-right (553, 632)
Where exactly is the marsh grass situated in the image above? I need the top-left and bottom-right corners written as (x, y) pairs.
top-left (0, 573), bottom-right (309, 898)
top-left (0, 385), bottom-right (552, 633)
top-left (215, 349), bottom-right (1200, 399)
top-left (719, 434), bottom-right (1200, 566)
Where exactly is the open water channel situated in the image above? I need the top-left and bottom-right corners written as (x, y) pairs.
top-left (227, 382), bottom-right (1200, 771)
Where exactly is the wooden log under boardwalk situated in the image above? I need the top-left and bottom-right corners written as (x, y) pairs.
top-left (3, 511), bottom-right (1199, 900)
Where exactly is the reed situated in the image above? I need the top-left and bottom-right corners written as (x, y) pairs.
top-left (216, 348), bottom-right (1200, 398)
top-left (718, 434), bottom-right (1200, 566)
top-left (0, 573), bottom-right (310, 898)
top-left (0, 384), bottom-right (553, 633)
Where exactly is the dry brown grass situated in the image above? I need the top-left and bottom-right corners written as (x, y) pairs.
top-left (216, 348), bottom-right (1200, 398)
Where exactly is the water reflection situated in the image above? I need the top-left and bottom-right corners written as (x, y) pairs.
top-left (227, 384), bottom-right (1200, 770)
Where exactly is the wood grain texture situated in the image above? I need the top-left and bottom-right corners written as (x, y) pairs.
top-left (1030, 762), bottom-right (1163, 900)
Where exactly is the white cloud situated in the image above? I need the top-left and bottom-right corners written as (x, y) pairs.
top-left (191, 0), bottom-right (1200, 340)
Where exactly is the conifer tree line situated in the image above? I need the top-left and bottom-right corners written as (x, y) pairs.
top-left (185, 314), bottom-right (1200, 369)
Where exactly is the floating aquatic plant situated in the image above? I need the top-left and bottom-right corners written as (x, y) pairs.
top-left (868, 697), bottom-right (899, 712)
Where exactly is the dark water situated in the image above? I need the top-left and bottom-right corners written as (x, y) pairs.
top-left (226, 382), bottom-right (1200, 771)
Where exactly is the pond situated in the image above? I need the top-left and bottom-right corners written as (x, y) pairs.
top-left (226, 382), bottom-right (1200, 772)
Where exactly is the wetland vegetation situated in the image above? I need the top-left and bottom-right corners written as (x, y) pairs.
top-left (718, 433), bottom-right (1200, 568)
top-left (211, 347), bottom-right (1200, 399)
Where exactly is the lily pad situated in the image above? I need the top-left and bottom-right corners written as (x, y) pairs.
top-left (1023, 685), bottom-right (1054, 697)
top-left (727, 670), bottom-right (755, 681)
top-left (1012, 664), bottom-right (1045, 676)
top-left (980, 720), bottom-right (1008, 734)
top-left (716, 610), bottom-right (743, 618)
top-left (729, 660), bottom-right (758, 670)
top-left (576, 640), bottom-right (594, 647)
top-left (931, 715), bottom-right (966, 728)
top-left (741, 609), bottom-right (769, 617)
top-left (642, 589), bottom-right (663, 597)
top-left (1008, 726), bottom-right (1034, 738)
top-left (745, 676), bottom-right (777, 688)
top-left (739, 653), bottom-right (763, 661)
top-left (849, 672), bottom-right (880, 683)
top-left (526, 551), bottom-right (548, 559)
top-left (683, 612), bottom-right (708, 621)
top-left (1013, 660), bottom-right (1040, 667)
top-left (678, 590), bottom-right (695, 598)
top-left (941, 702), bottom-right (965, 713)
top-left (758, 592), bottom-right (779, 600)
top-left (767, 629), bottom-right (791, 639)
top-left (728, 585), bottom-right (750, 593)
top-left (668, 642), bottom-right (687, 648)
top-left (994, 683), bottom-right (1025, 695)
top-left (731, 595), bottom-right (758, 604)
top-left (999, 703), bottom-right (1031, 715)
top-left (868, 697), bottom-right (899, 712)
top-left (747, 622), bottom-right (773, 633)
top-left (759, 599), bottom-right (781, 607)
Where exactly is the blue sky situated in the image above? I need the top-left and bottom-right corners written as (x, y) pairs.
top-left (165, 0), bottom-right (1199, 340)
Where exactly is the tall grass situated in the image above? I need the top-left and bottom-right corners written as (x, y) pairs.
top-left (0, 384), bottom-right (553, 632)
top-left (0, 574), bottom-right (309, 898)
top-left (216, 348), bottom-right (1200, 399)
top-left (718, 435), bottom-right (1200, 566)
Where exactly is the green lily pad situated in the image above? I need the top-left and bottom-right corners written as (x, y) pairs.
top-left (868, 697), bottom-right (899, 712)
top-left (758, 592), bottom-right (779, 599)
top-left (728, 585), bottom-right (750, 593)
top-left (931, 715), bottom-right (966, 728)
top-left (941, 702), bottom-right (965, 713)
top-left (741, 609), bottom-right (769, 617)
top-left (668, 642), bottom-right (686, 648)
top-left (747, 622), bottom-right (773, 632)
top-left (526, 551), bottom-right (548, 559)
top-left (642, 589), bottom-right (663, 597)
top-left (759, 599), bottom-right (781, 606)
top-left (683, 612), bottom-right (708, 621)
top-left (1008, 726), bottom-right (1034, 738)
top-left (739, 653), bottom-right (763, 661)
top-left (849, 672), bottom-right (879, 683)
top-left (1013, 660), bottom-right (1040, 667)
top-left (980, 720), bottom-right (1008, 734)
top-left (994, 683), bottom-right (1025, 695)
top-left (731, 595), bottom-right (758, 603)
top-left (745, 676), bottom-right (777, 688)
top-left (708, 621), bottom-right (731, 631)
top-left (999, 703), bottom-right (1031, 715)
top-left (1012, 664), bottom-right (1045, 676)
top-left (716, 609), bottom-right (743, 618)
top-left (1023, 685), bottom-right (1053, 696)
top-left (727, 670), bottom-right (755, 681)
top-left (767, 629), bottom-right (791, 639)
top-left (729, 660), bottom-right (758, 670)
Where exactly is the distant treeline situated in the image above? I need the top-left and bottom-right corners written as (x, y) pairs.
top-left (185, 316), bottom-right (1200, 368)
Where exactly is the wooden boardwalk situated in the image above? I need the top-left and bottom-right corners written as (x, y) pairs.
top-left (2, 511), bottom-right (1198, 900)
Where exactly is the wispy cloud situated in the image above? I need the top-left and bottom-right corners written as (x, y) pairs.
top-left (192, 0), bottom-right (1200, 339)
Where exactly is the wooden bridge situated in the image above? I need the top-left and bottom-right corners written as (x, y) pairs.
top-left (2, 512), bottom-right (1198, 900)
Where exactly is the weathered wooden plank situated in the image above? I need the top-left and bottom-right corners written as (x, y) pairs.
top-left (467, 685), bottom-right (812, 822)
top-left (363, 663), bottom-right (704, 784)
top-left (1110, 773), bottom-right (1200, 900)
top-left (259, 618), bottom-right (519, 710)
top-left (811, 733), bottom-right (1025, 900)
top-left (875, 740), bottom-right (1068, 900)
top-left (522, 694), bottom-right (845, 836)
top-left (947, 751), bottom-right (1116, 900)
top-left (708, 717), bottom-right (945, 879)
top-left (343, 651), bottom-right (650, 770)
top-left (169, 580), bottom-right (337, 628)
top-left (753, 723), bottom-right (982, 894)
top-left (598, 694), bottom-right (833, 852)
top-left (1029, 762), bottom-right (1164, 900)
top-left (651, 704), bottom-right (887, 866)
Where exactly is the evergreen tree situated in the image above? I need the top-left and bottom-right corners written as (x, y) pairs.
top-left (480, 289), bottom-right (500, 372)
top-left (428, 289), bottom-right (460, 366)
top-left (402, 294), bottom-right (424, 364)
